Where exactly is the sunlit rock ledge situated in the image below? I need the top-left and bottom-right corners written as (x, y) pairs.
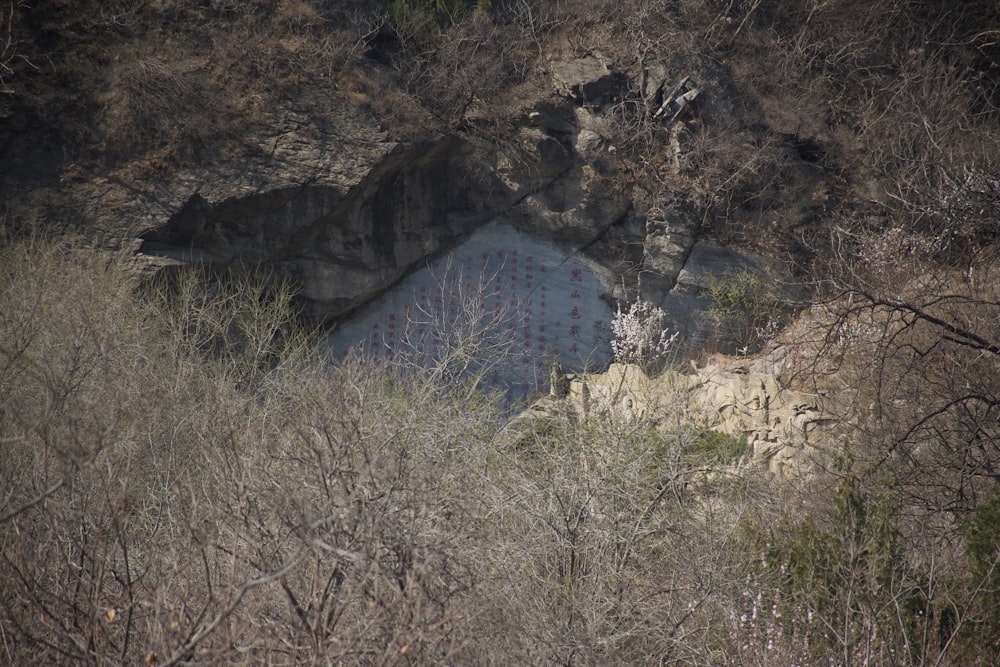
top-left (562, 363), bottom-right (839, 478)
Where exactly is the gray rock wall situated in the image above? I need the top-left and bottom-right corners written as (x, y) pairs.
top-left (327, 223), bottom-right (615, 400)
top-left (119, 52), bottom-right (786, 359)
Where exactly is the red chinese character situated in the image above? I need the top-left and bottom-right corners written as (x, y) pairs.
top-left (570, 269), bottom-right (582, 282)
top-left (570, 306), bottom-right (581, 320)
top-left (571, 290), bottom-right (581, 299)
top-left (570, 325), bottom-right (581, 337)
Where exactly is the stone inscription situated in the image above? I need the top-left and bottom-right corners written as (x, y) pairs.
top-left (326, 224), bottom-right (614, 399)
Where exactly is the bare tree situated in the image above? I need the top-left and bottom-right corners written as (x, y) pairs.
top-left (392, 256), bottom-right (526, 401)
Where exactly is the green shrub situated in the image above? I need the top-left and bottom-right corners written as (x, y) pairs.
top-left (685, 428), bottom-right (749, 465)
top-left (730, 460), bottom-right (960, 665)
top-left (963, 490), bottom-right (1000, 581)
top-left (704, 267), bottom-right (785, 350)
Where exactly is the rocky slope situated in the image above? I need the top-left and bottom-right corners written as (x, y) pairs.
top-left (0, 2), bottom-right (836, 354)
top-left (3, 0), bottom-right (998, 369)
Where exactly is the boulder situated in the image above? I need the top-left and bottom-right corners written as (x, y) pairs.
top-left (673, 241), bottom-right (762, 294)
top-left (550, 56), bottom-right (621, 106)
top-left (639, 191), bottom-right (700, 301)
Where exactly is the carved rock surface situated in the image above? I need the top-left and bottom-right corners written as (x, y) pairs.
top-left (327, 222), bottom-right (616, 400)
top-left (569, 363), bottom-right (838, 478)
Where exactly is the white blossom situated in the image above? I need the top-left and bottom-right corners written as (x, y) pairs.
top-left (610, 300), bottom-right (678, 370)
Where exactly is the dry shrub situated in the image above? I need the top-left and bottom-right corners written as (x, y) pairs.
top-left (383, 3), bottom-right (545, 141)
top-left (0, 240), bottom-right (509, 663)
top-left (0, 239), bottom-right (765, 664)
top-left (3, 239), bottom-right (997, 665)
top-left (66, 0), bottom-right (383, 160)
top-left (103, 55), bottom-right (205, 153)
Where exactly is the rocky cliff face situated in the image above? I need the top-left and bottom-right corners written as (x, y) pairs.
top-left (2, 19), bottom-right (819, 356)
top-left (122, 53), bottom-right (792, 346)
top-left (101, 68), bottom-right (637, 328)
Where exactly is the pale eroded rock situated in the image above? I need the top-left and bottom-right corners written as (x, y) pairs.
top-left (565, 363), bottom-right (838, 478)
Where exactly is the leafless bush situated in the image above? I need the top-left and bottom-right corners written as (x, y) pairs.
top-left (383, 2), bottom-right (545, 146)
top-left (82, 0), bottom-right (384, 159)
top-left (780, 221), bottom-right (1000, 633)
top-left (4, 234), bottom-right (998, 664)
top-left (478, 388), bottom-right (758, 662)
top-left (246, 3), bottom-right (385, 83)
top-left (392, 257), bottom-right (527, 401)
top-left (0, 0), bottom-right (34, 95)
top-left (0, 243), bottom-right (318, 663)
top-left (755, 1), bottom-right (1000, 523)
top-left (0, 239), bottom-right (774, 664)
top-left (102, 54), bottom-right (205, 156)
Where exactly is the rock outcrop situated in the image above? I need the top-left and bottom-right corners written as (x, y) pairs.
top-left (121, 76), bottom-right (639, 326)
top-left (550, 56), bottom-right (623, 107)
top-left (4, 30), bottom-right (813, 355)
top-left (566, 363), bottom-right (838, 478)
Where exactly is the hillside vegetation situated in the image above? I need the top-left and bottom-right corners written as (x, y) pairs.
top-left (3, 0), bottom-right (1000, 664)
